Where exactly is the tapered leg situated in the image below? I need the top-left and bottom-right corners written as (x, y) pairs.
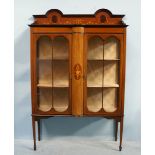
top-left (119, 117), bottom-right (124, 151)
top-left (38, 119), bottom-right (41, 141)
top-left (32, 117), bottom-right (36, 150)
top-left (115, 120), bottom-right (118, 141)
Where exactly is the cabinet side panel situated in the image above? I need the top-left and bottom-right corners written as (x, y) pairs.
top-left (72, 27), bottom-right (84, 116)
top-left (30, 29), bottom-right (36, 114)
top-left (121, 28), bottom-right (127, 115)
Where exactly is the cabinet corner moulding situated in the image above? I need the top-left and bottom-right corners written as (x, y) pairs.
top-left (29, 8), bottom-right (127, 151)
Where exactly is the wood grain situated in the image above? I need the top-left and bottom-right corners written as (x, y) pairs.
top-left (71, 27), bottom-right (84, 116)
top-left (29, 9), bottom-right (127, 151)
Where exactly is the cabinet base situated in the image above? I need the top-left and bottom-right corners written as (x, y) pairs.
top-left (32, 116), bottom-right (124, 151)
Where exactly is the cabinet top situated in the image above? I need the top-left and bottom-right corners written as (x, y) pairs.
top-left (29, 9), bottom-right (128, 28)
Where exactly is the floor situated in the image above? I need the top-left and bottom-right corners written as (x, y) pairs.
top-left (15, 138), bottom-right (141, 155)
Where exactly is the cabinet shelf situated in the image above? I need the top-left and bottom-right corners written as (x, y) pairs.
top-left (37, 83), bottom-right (52, 88)
top-left (103, 84), bottom-right (119, 87)
top-left (38, 58), bottom-right (52, 61)
top-left (53, 85), bottom-right (69, 88)
top-left (37, 83), bottom-right (69, 88)
top-left (87, 84), bottom-right (119, 88)
top-left (38, 59), bottom-right (69, 61)
top-left (104, 59), bottom-right (120, 61)
top-left (87, 59), bottom-right (120, 61)
top-left (87, 85), bottom-right (102, 88)
top-left (53, 59), bottom-right (68, 61)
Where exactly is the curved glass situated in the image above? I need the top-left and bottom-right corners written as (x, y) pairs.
top-left (53, 36), bottom-right (69, 112)
top-left (87, 36), bottom-right (120, 113)
top-left (87, 36), bottom-right (103, 60)
top-left (53, 88), bottom-right (69, 112)
top-left (87, 37), bottom-right (103, 112)
top-left (38, 36), bottom-right (52, 85)
top-left (104, 37), bottom-right (120, 60)
top-left (103, 37), bottom-right (120, 112)
top-left (103, 88), bottom-right (118, 112)
top-left (87, 88), bottom-right (102, 112)
top-left (38, 88), bottom-right (52, 112)
top-left (53, 37), bottom-right (69, 59)
top-left (37, 36), bottom-right (69, 112)
top-left (38, 36), bottom-right (52, 60)
top-left (37, 36), bottom-right (52, 112)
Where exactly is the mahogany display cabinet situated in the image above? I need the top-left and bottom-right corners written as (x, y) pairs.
top-left (29, 9), bottom-right (128, 151)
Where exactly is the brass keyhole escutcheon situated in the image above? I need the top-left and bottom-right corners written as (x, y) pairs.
top-left (74, 64), bottom-right (82, 80)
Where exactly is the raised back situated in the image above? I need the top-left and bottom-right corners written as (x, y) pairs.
top-left (29, 9), bottom-right (127, 27)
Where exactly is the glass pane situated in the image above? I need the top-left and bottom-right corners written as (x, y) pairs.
top-left (87, 37), bottom-right (103, 60)
top-left (52, 36), bottom-right (69, 112)
top-left (53, 37), bottom-right (69, 59)
top-left (38, 88), bottom-right (52, 112)
top-left (104, 61), bottom-right (119, 86)
top-left (37, 35), bottom-right (70, 113)
top-left (37, 36), bottom-right (52, 86)
top-left (38, 36), bottom-right (52, 59)
top-left (53, 61), bottom-right (69, 87)
top-left (104, 38), bottom-right (120, 59)
top-left (103, 88), bottom-right (118, 112)
top-left (86, 36), bottom-right (120, 113)
top-left (87, 36), bottom-right (103, 112)
top-left (53, 88), bottom-right (69, 112)
top-left (87, 61), bottom-right (103, 87)
top-left (87, 88), bottom-right (102, 112)
top-left (38, 61), bottom-right (52, 85)
top-left (37, 36), bottom-right (52, 112)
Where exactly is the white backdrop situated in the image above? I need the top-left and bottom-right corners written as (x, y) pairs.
top-left (14, 0), bottom-right (141, 141)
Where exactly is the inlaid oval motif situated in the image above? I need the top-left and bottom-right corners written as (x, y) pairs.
top-left (74, 64), bottom-right (82, 80)
top-left (100, 15), bottom-right (106, 23)
top-left (52, 15), bottom-right (58, 23)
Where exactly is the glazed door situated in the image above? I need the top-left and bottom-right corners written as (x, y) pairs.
top-left (33, 34), bottom-right (72, 115)
top-left (84, 34), bottom-right (124, 116)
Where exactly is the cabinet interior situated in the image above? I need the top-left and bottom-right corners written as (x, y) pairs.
top-left (87, 61), bottom-right (103, 87)
top-left (87, 36), bottom-right (120, 113)
top-left (103, 88), bottom-right (118, 112)
top-left (38, 88), bottom-right (52, 112)
top-left (53, 37), bottom-right (69, 59)
top-left (87, 88), bottom-right (102, 112)
top-left (53, 88), bottom-right (69, 112)
top-left (53, 61), bottom-right (69, 87)
top-left (36, 35), bottom-right (120, 114)
top-left (37, 36), bottom-right (69, 112)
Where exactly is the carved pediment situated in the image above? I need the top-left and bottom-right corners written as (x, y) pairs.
top-left (29, 9), bottom-right (127, 27)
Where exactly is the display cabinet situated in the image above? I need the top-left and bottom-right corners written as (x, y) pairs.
top-left (29, 9), bottom-right (127, 151)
